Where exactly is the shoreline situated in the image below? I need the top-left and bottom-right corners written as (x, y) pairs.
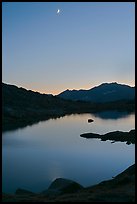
top-left (2, 163), bottom-right (135, 202)
top-left (80, 129), bottom-right (135, 144)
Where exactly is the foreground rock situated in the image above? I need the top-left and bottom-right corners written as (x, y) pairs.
top-left (80, 129), bottom-right (135, 144)
top-left (15, 188), bottom-right (35, 196)
top-left (51, 164), bottom-right (135, 202)
top-left (2, 164), bottom-right (135, 202)
top-left (41, 178), bottom-right (83, 196)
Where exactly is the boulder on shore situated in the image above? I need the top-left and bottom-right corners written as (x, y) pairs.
top-left (42, 178), bottom-right (83, 196)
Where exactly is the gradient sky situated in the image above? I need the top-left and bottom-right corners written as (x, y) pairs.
top-left (2, 2), bottom-right (135, 95)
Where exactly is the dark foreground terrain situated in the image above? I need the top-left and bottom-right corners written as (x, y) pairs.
top-left (2, 164), bottom-right (135, 202)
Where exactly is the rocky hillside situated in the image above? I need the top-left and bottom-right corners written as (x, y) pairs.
top-left (2, 83), bottom-right (77, 130)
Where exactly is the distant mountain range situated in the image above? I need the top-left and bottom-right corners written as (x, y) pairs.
top-left (57, 82), bottom-right (135, 103)
top-left (2, 82), bottom-right (135, 131)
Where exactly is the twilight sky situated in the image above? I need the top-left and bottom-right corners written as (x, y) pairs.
top-left (2, 2), bottom-right (135, 95)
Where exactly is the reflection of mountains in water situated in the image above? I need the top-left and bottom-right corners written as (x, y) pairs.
top-left (92, 111), bottom-right (134, 120)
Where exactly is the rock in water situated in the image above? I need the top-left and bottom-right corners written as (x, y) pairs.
top-left (88, 119), bottom-right (94, 123)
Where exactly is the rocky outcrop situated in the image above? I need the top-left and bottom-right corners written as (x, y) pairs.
top-left (41, 178), bottom-right (83, 196)
top-left (80, 129), bottom-right (135, 144)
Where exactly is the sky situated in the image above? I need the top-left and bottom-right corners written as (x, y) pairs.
top-left (2, 2), bottom-right (135, 95)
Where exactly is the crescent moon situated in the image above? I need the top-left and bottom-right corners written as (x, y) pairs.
top-left (57, 9), bottom-right (60, 14)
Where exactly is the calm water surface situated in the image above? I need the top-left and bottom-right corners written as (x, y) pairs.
top-left (2, 112), bottom-right (135, 193)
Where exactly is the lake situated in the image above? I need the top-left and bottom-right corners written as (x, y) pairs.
top-left (2, 111), bottom-right (135, 193)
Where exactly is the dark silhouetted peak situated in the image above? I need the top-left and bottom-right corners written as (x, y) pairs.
top-left (58, 82), bottom-right (135, 103)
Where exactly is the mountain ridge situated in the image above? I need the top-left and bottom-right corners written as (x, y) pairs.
top-left (59, 82), bottom-right (134, 92)
top-left (2, 82), bottom-right (135, 131)
top-left (57, 82), bottom-right (135, 103)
